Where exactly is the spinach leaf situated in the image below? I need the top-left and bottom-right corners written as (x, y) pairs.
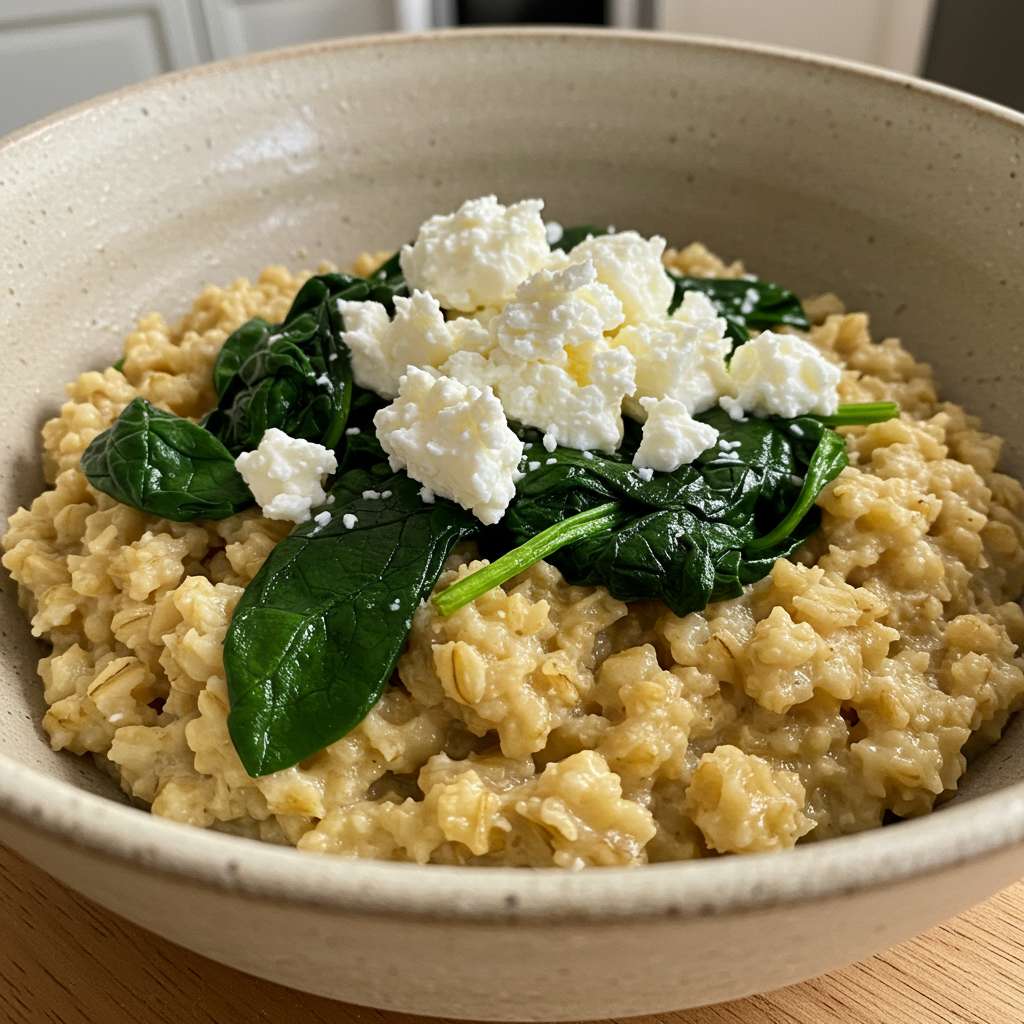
top-left (205, 268), bottom-right (410, 457)
top-left (508, 409), bottom-right (837, 615)
top-left (210, 318), bottom-right (272, 400)
top-left (81, 398), bottom-right (251, 522)
top-left (746, 428), bottom-right (847, 552)
top-left (439, 410), bottom-right (849, 619)
top-left (204, 276), bottom-right (359, 455)
top-left (363, 251), bottom-right (409, 312)
top-left (667, 273), bottom-right (810, 349)
top-left (224, 462), bottom-right (478, 777)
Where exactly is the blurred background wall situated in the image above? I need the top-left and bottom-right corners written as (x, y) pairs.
top-left (2, 0), bottom-right (1019, 137)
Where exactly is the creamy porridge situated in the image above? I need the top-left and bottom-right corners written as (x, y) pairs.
top-left (4, 197), bottom-right (1023, 867)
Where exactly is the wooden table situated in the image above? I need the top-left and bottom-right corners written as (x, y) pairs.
top-left (1, 844), bottom-right (1022, 1024)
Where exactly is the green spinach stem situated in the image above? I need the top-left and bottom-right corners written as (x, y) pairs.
top-left (818, 401), bottom-right (899, 427)
top-left (433, 502), bottom-right (621, 617)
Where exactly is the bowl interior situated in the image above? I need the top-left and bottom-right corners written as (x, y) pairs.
top-left (2, 28), bottom-right (1024, 819)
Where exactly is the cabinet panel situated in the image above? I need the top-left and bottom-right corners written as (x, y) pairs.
top-left (199, 0), bottom-right (423, 58)
top-left (0, 1), bottom-right (202, 136)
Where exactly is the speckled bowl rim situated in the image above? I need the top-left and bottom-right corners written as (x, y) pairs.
top-left (3, 27), bottom-right (1024, 924)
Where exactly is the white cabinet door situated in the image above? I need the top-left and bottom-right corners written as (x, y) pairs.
top-left (198, 0), bottom-right (432, 58)
top-left (0, 0), bottom-right (203, 136)
top-left (655, 0), bottom-right (935, 74)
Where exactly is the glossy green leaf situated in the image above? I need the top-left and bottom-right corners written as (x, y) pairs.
top-left (224, 462), bottom-right (478, 776)
top-left (667, 272), bottom-right (811, 350)
top-left (486, 409), bottom-right (847, 617)
top-left (81, 398), bottom-right (251, 522)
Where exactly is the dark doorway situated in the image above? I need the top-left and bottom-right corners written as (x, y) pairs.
top-left (924, 0), bottom-right (1024, 110)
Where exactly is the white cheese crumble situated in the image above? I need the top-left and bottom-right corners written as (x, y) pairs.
top-left (636, 466), bottom-right (654, 482)
top-left (722, 330), bottom-right (841, 420)
top-left (313, 510), bottom-right (331, 528)
top-left (567, 230), bottom-right (674, 325)
top-left (444, 342), bottom-right (636, 454)
top-left (333, 299), bottom-right (391, 397)
top-left (373, 367), bottom-right (524, 525)
top-left (399, 195), bottom-right (550, 312)
top-left (492, 260), bottom-right (623, 363)
top-left (545, 221), bottom-right (564, 245)
top-left (615, 291), bottom-right (733, 419)
top-left (419, 486), bottom-right (435, 504)
top-left (234, 428), bottom-right (337, 524)
top-left (632, 397), bottom-right (720, 473)
top-left (388, 598), bottom-right (401, 611)
top-left (337, 289), bottom-right (489, 399)
top-left (342, 513), bottom-right (358, 530)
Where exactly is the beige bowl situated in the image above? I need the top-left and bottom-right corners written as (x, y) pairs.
top-left (3, 27), bottom-right (1024, 1020)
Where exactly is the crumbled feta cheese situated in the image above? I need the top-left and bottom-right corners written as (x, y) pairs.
top-left (720, 399), bottom-right (747, 422)
top-left (442, 340), bottom-right (636, 454)
top-left (725, 330), bottom-right (841, 419)
top-left (345, 426), bottom-right (361, 436)
top-left (334, 298), bottom-right (392, 397)
top-left (388, 598), bottom-right (401, 611)
top-left (437, 349), bottom-right (494, 392)
top-left (342, 513), bottom-right (358, 530)
top-left (338, 289), bottom-right (490, 399)
top-left (615, 294), bottom-right (732, 418)
top-left (235, 428), bottom-right (337, 524)
top-left (361, 489), bottom-right (381, 500)
top-left (313, 510), bottom-right (331, 528)
top-left (315, 373), bottom-right (333, 390)
top-left (636, 467), bottom-right (654, 482)
top-left (381, 490), bottom-right (392, 499)
top-left (545, 457), bottom-right (557, 465)
top-left (419, 486), bottom-right (435, 504)
top-left (545, 221), bottom-right (564, 245)
top-left (515, 348), bottom-right (634, 453)
top-left (632, 397), bottom-right (720, 473)
top-left (492, 260), bottom-right (623, 363)
top-left (399, 195), bottom-right (550, 312)
top-left (527, 460), bottom-right (541, 471)
top-left (568, 230), bottom-right (674, 325)
top-left (373, 367), bottom-right (524, 525)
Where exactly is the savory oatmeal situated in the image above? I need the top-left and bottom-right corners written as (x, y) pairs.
top-left (5, 196), bottom-right (1024, 867)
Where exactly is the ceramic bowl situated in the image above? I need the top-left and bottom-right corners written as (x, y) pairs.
top-left (2, 28), bottom-right (1024, 1021)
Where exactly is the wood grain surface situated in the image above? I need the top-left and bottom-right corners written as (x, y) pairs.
top-left (0, 843), bottom-right (1021, 1024)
